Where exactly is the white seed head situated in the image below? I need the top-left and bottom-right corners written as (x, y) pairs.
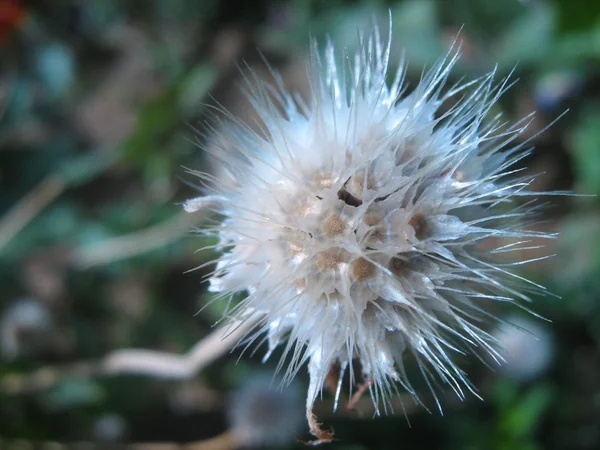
top-left (187, 21), bottom-right (555, 442)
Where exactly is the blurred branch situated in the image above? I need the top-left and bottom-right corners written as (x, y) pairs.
top-left (71, 213), bottom-right (193, 269)
top-left (0, 175), bottom-right (66, 251)
top-left (0, 150), bottom-right (119, 253)
top-left (0, 313), bottom-right (262, 395)
top-left (102, 313), bottom-right (261, 378)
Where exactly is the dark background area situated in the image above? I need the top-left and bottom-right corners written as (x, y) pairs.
top-left (1, 0), bottom-right (599, 449)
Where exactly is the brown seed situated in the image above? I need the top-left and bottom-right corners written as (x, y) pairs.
top-left (337, 187), bottom-right (363, 207)
top-left (396, 141), bottom-right (417, 166)
top-left (349, 170), bottom-right (377, 192)
top-left (322, 213), bottom-right (347, 236)
top-left (295, 278), bottom-right (307, 290)
top-left (315, 248), bottom-right (349, 270)
top-left (363, 212), bottom-right (382, 226)
top-left (293, 197), bottom-right (315, 217)
top-left (389, 252), bottom-right (420, 276)
top-left (408, 213), bottom-right (429, 240)
top-left (350, 257), bottom-right (376, 282)
top-left (389, 256), bottom-right (408, 275)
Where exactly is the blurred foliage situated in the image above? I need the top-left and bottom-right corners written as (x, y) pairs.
top-left (0, 0), bottom-right (599, 449)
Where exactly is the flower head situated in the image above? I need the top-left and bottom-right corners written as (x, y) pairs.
top-left (186, 21), bottom-right (553, 443)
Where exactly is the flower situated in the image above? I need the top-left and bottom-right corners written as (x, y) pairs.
top-left (185, 21), bottom-right (554, 444)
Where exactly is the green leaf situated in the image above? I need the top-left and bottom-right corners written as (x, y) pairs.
top-left (178, 64), bottom-right (219, 114)
top-left (492, 378), bottom-right (520, 410)
top-left (496, 3), bottom-right (555, 69)
top-left (43, 377), bottom-right (105, 410)
top-left (571, 105), bottom-right (600, 196)
top-left (501, 384), bottom-right (554, 438)
top-left (555, 0), bottom-right (600, 35)
top-left (58, 150), bottom-right (119, 187)
top-left (391, 0), bottom-right (444, 68)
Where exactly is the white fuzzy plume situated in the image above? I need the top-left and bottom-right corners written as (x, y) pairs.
top-left (186, 21), bottom-right (554, 444)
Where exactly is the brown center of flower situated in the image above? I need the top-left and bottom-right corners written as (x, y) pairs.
top-left (315, 247), bottom-right (350, 270)
top-left (350, 257), bottom-right (376, 282)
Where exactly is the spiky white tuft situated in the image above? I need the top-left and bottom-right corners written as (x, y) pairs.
top-left (186, 21), bottom-right (555, 444)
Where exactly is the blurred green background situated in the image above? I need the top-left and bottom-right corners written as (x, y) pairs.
top-left (1, 0), bottom-right (599, 449)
